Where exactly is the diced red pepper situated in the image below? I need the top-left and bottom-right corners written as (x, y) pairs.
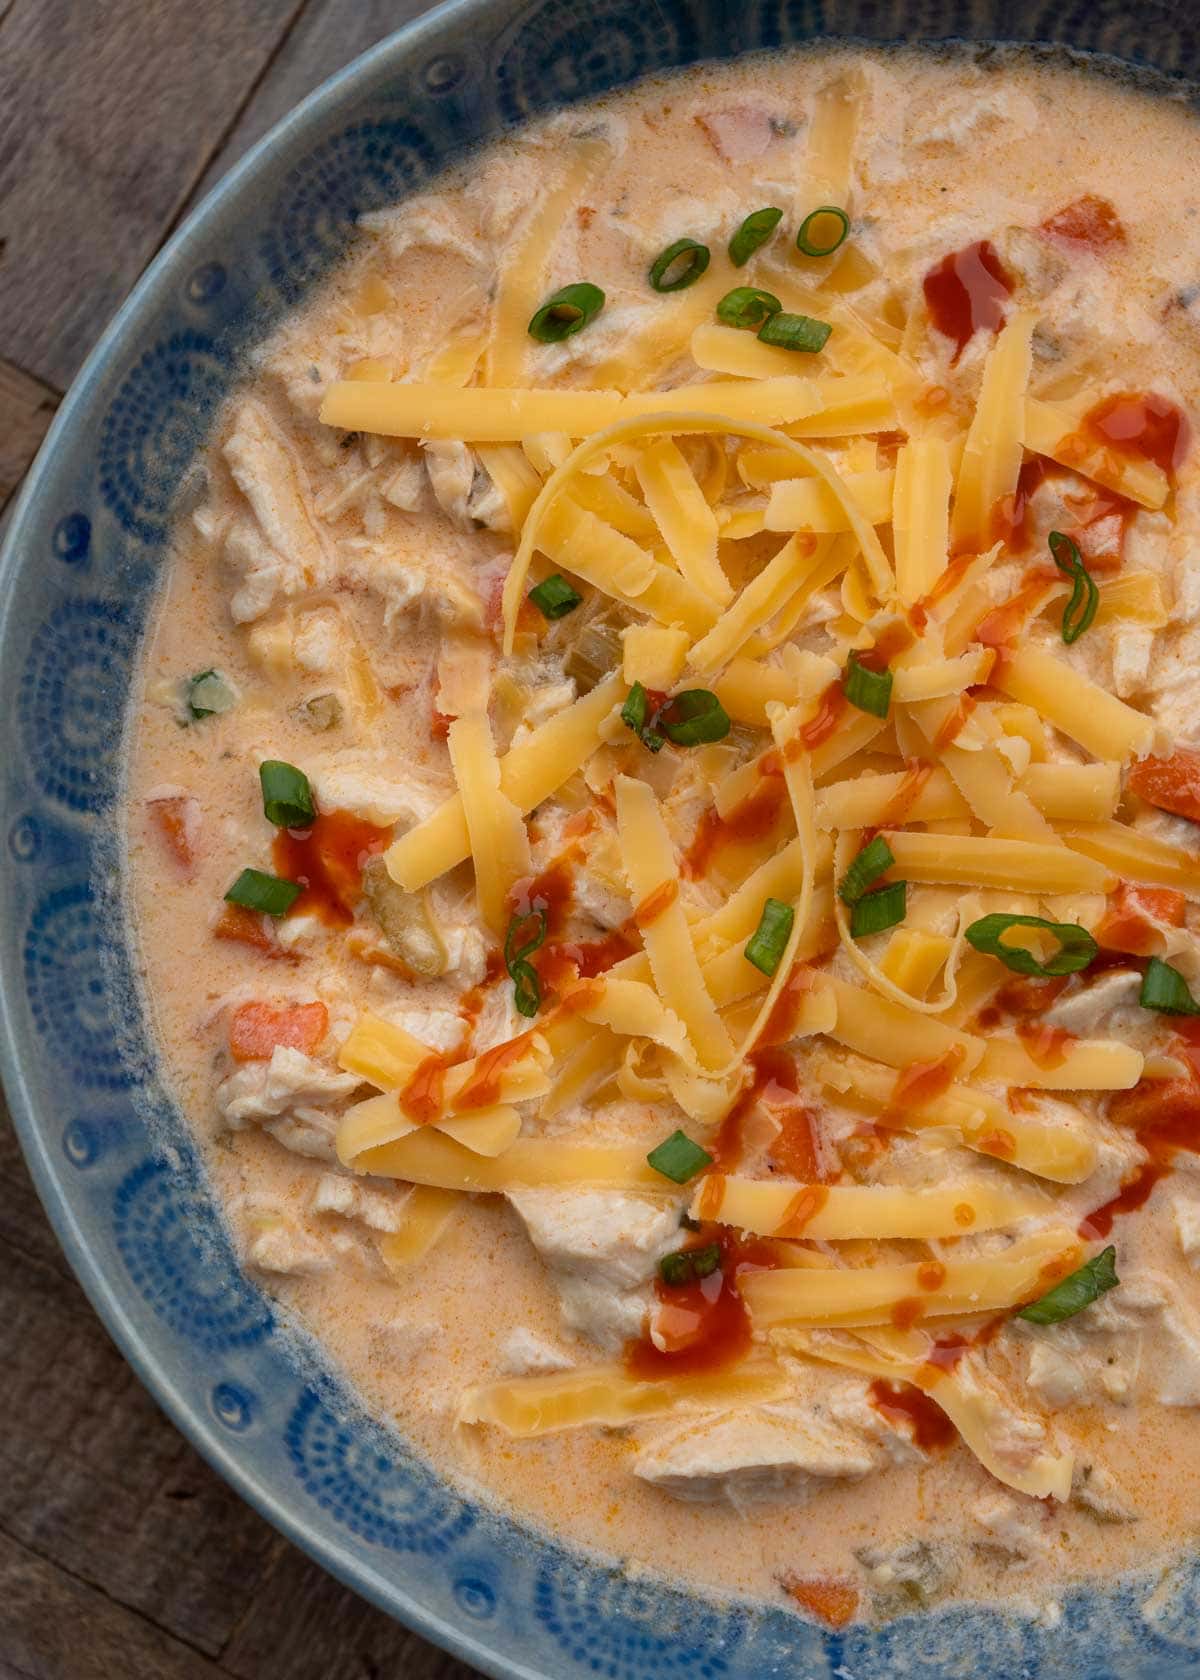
top-left (148, 795), bottom-right (198, 873)
top-left (1128, 749), bottom-right (1200, 823)
top-left (1097, 883), bottom-right (1187, 956)
top-left (229, 1001), bottom-right (328, 1062)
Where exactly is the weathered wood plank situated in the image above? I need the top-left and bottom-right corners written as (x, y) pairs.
top-left (0, 1120), bottom-right (280, 1658)
top-left (0, 0), bottom-right (305, 391)
top-left (0, 1529), bottom-right (227, 1680)
top-left (189, 0), bottom-right (427, 209)
top-left (220, 1542), bottom-right (478, 1680)
top-left (0, 358), bottom-right (58, 515)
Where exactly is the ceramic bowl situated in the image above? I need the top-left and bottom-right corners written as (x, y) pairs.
top-left (4, 1), bottom-right (1200, 1674)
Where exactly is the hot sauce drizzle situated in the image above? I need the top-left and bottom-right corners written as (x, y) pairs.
top-left (624, 1225), bottom-right (781, 1378)
top-left (868, 1379), bottom-right (956, 1451)
top-left (922, 239), bottom-right (1014, 363)
top-left (1084, 391), bottom-right (1190, 476)
top-left (683, 764), bottom-right (788, 879)
top-left (273, 809), bottom-right (391, 927)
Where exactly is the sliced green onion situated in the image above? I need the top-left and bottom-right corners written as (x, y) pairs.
top-left (224, 868), bottom-right (301, 916)
top-left (187, 669), bottom-right (237, 719)
top-left (620, 681), bottom-right (664, 753)
top-left (647, 1129), bottom-right (713, 1184)
top-left (505, 908), bottom-right (547, 969)
top-left (843, 652), bottom-right (892, 719)
top-left (965, 913), bottom-right (1098, 979)
top-left (528, 574), bottom-right (583, 620)
top-left (757, 311), bottom-right (832, 353)
top-left (528, 281), bottom-right (605, 343)
top-left (838, 836), bottom-right (896, 905)
top-left (1140, 955), bottom-right (1200, 1016)
top-left (657, 689), bottom-right (731, 746)
top-left (744, 897), bottom-right (794, 976)
top-left (659, 1243), bottom-right (722, 1286)
top-left (850, 881), bottom-right (907, 939)
top-left (298, 692), bottom-right (343, 732)
top-left (649, 238), bottom-right (710, 293)
top-left (511, 961), bottom-right (541, 1017)
top-left (796, 205), bottom-right (851, 258)
top-left (729, 206), bottom-right (783, 267)
top-left (1049, 530), bottom-right (1099, 645)
top-left (1017, 1246), bottom-right (1119, 1325)
top-left (505, 907), bottom-right (547, 1018)
top-left (716, 286), bottom-right (783, 331)
top-left (259, 761), bottom-right (315, 829)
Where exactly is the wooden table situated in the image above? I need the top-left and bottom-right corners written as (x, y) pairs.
top-left (0, 5), bottom-right (480, 1674)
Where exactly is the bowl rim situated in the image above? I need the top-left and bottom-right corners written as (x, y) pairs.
top-left (0, 5), bottom-right (547, 1673)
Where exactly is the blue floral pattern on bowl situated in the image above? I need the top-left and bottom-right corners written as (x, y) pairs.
top-left (3, 1), bottom-right (1200, 1675)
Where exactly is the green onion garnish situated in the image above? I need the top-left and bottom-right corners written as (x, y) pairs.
top-left (649, 238), bottom-right (711, 293)
top-left (187, 669), bottom-right (237, 719)
top-left (528, 282), bottom-right (605, 343)
top-left (729, 206), bottom-right (783, 267)
top-left (647, 1129), bottom-right (713, 1184)
top-left (757, 311), bottom-right (833, 353)
top-left (659, 1243), bottom-right (722, 1286)
top-left (505, 907), bottom-right (548, 1018)
top-left (838, 836), bottom-right (896, 905)
top-left (965, 913), bottom-right (1098, 979)
top-left (657, 689), bottom-right (731, 746)
top-left (849, 881), bottom-right (907, 938)
top-left (528, 574), bottom-right (583, 620)
top-left (1048, 530), bottom-right (1099, 645)
top-left (1140, 955), bottom-right (1200, 1016)
top-left (1017, 1246), bottom-right (1119, 1325)
top-left (620, 682), bottom-right (665, 753)
top-left (224, 868), bottom-right (302, 916)
top-left (259, 761), bottom-right (316, 829)
top-left (716, 286), bottom-right (783, 331)
top-left (796, 205), bottom-right (851, 258)
top-left (745, 897), bottom-right (794, 976)
top-left (843, 652), bottom-right (892, 719)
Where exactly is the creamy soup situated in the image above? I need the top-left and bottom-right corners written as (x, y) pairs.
top-left (127, 44), bottom-right (1200, 1627)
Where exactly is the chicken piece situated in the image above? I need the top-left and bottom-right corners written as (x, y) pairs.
top-left (422, 442), bottom-right (509, 533)
top-left (853, 1538), bottom-right (958, 1608)
top-left (308, 759), bottom-right (439, 830)
top-left (310, 1172), bottom-right (408, 1233)
top-left (971, 1491), bottom-right (1049, 1562)
top-left (632, 1398), bottom-right (880, 1507)
top-left (221, 399), bottom-right (333, 621)
top-left (1174, 1193), bottom-right (1200, 1268)
top-left (508, 1189), bottom-right (681, 1353)
top-left (216, 1045), bottom-right (361, 1162)
top-left (498, 1327), bottom-right (576, 1376)
top-left (232, 1198), bottom-right (334, 1277)
top-left (696, 106), bottom-right (776, 165)
top-left (1072, 1460), bottom-right (1137, 1524)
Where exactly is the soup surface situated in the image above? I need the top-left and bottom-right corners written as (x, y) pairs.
top-left (128, 44), bottom-right (1200, 1626)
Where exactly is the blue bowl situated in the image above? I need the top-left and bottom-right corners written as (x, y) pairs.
top-left (5, 2), bottom-right (1200, 1675)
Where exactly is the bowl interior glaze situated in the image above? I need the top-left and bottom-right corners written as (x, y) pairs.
top-left (4, 2), bottom-right (1200, 1676)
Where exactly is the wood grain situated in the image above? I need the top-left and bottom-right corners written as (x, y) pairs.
top-left (2, 3), bottom-right (486, 1673)
top-left (0, 359), bottom-right (57, 515)
top-left (0, 0), bottom-right (304, 391)
top-left (188, 0), bottom-right (418, 210)
top-left (0, 1529), bottom-right (226, 1680)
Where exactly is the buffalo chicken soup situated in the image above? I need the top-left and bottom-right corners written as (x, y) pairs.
top-left (128, 46), bottom-right (1200, 1626)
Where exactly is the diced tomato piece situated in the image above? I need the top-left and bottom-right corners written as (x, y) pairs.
top-left (148, 795), bottom-right (198, 873)
top-left (213, 904), bottom-right (281, 956)
top-left (1039, 195), bottom-right (1126, 252)
top-left (1128, 749), bottom-right (1200, 823)
top-left (229, 1001), bottom-right (328, 1062)
top-left (1097, 883), bottom-right (1187, 956)
top-left (784, 1576), bottom-right (859, 1630)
